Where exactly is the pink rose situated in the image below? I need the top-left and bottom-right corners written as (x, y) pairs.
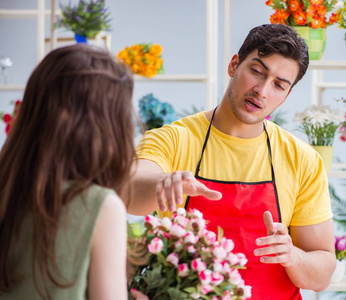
top-left (228, 269), bottom-right (242, 285)
top-left (212, 245), bottom-right (227, 261)
top-left (174, 215), bottom-right (190, 228)
top-left (166, 253), bottom-right (179, 268)
top-left (191, 208), bottom-right (203, 219)
top-left (237, 253), bottom-right (248, 266)
top-left (144, 214), bottom-right (160, 230)
top-left (169, 223), bottom-right (186, 239)
top-left (174, 240), bottom-right (183, 250)
top-left (185, 231), bottom-right (199, 245)
top-left (147, 237), bottom-right (164, 254)
top-left (191, 218), bottom-right (206, 232)
top-left (220, 237), bottom-right (234, 253)
top-left (176, 207), bottom-right (186, 216)
top-left (199, 269), bottom-right (212, 285)
top-left (201, 229), bottom-right (217, 245)
top-left (191, 258), bottom-right (207, 272)
top-left (177, 263), bottom-right (189, 277)
top-left (227, 252), bottom-right (239, 266)
top-left (221, 290), bottom-right (232, 300)
top-left (201, 284), bottom-right (213, 295)
top-left (221, 261), bottom-right (231, 274)
top-left (213, 261), bottom-right (223, 273)
top-left (160, 217), bottom-right (172, 231)
top-left (211, 271), bottom-right (224, 285)
top-left (187, 245), bottom-right (196, 253)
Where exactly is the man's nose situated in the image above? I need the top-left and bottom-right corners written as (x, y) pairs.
top-left (253, 81), bottom-right (269, 99)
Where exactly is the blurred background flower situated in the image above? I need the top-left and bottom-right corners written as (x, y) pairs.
top-left (137, 93), bottom-right (177, 131)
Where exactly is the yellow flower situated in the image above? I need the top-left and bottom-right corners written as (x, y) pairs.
top-left (116, 43), bottom-right (163, 77)
top-left (149, 44), bottom-right (163, 56)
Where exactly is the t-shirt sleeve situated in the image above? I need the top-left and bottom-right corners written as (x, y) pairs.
top-left (135, 126), bottom-right (177, 174)
top-left (290, 147), bottom-right (333, 226)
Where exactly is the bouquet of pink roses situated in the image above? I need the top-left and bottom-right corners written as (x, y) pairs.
top-left (128, 208), bottom-right (251, 300)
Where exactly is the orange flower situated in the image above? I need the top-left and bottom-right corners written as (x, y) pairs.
top-left (270, 9), bottom-right (290, 24)
top-left (265, 0), bottom-right (273, 6)
top-left (310, 0), bottom-right (323, 6)
top-left (328, 13), bottom-right (339, 25)
top-left (293, 10), bottom-right (308, 25)
top-left (288, 0), bottom-right (301, 12)
top-left (309, 17), bottom-right (326, 29)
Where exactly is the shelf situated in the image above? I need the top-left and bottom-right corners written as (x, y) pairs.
top-left (325, 276), bottom-right (346, 291)
top-left (315, 82), bottom-right (346, 89)
top-left (0, 9), bottom-right (52, 18)
top-left (328, 163), bottom-right (346, 178)
top-left (309, 61), bottom-right (346, 70)
top-left (134, 74), bottom-right (208, 82)
top-left (0, 85), bottom-right (25, 91)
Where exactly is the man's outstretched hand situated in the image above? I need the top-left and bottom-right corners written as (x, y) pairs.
top-left (156, 171), bottom-right (222, 212)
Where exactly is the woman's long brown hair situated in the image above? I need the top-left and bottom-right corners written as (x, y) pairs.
top-left (0, 44), bottom-right (134, 298)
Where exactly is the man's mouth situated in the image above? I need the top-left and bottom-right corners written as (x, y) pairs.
top-left (245, 98), bottom-right (262, 109)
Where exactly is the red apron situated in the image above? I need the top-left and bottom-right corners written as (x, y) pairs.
top-left (185, 108), bottom-right (301, 300)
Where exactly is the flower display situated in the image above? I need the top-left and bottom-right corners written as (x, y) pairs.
top-left (55, 0), bottom-right (111, 38)
top-left (335, 236), bottom-right (346, 261)
top-left (335, 0), bottom-right (346, 38)
top-left (128, 207), bottom-right (251, 300)
top-left (138, 93), bottom-right (177, 131)
top-left (265, 0), bottom-right (339, 28)
top-left (0, 100), bottom-right (21, 135)
top-left (117, 43), bottom-right (163, 77)
top-left (338, 97), bottom-right (346, 141)
top-left (294, 105), bottom-right (344, 145)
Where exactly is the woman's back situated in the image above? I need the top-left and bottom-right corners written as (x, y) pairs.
top-left (2, 184), bottom-right (121, 300)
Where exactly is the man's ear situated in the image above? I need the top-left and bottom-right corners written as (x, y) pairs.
top-left (228, 54), bottom-right (239, 77)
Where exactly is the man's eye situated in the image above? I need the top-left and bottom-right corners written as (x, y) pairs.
top-left (251, 68), bottom-right (262, 75)
top-left (275, 83), bottom-right (285, 91)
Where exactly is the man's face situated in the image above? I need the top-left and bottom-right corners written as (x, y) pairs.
top-left (227, 50), bottom-right (299, 125)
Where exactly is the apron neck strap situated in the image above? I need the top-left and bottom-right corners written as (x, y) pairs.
top-left (195, 106), bottom-right (217, 176)
top-left (195, 108), bottom-right (276, 184)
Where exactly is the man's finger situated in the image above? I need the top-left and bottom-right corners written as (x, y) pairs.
top-left (263, 211), bottom-right (276, 235)
top-left (130, 289), bottom-right (149, 300)
top-left (172, 171), bottom-right (183, 205)
top-left (199, 185), bottom-right (223, 200)
top-left (156, 179), bottom-right (167, 212)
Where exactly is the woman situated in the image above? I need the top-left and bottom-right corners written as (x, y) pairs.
top-left (0, 44), bottom-right (146, 300)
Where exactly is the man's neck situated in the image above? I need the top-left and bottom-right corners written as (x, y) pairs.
top-left (205, 105), bottom-right (265, 139)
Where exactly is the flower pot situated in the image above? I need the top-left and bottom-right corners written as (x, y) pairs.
top-left (311, 145), bottom-right (333, 173)
top-left (292, 26), bottom-right (326, 60)
top-left (74, 33), bottom-right (87, 44)
top-left (331, 259), bottom-right (346, 283)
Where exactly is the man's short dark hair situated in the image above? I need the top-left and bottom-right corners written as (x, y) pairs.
top-left (237, 24), bottom-right (309, 88)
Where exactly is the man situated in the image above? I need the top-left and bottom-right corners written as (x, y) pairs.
top-left (128, 24), bottom-right (336, 299)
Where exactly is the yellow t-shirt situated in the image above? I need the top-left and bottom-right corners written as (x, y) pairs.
top-left (136, 112), bottom-right (333, 228)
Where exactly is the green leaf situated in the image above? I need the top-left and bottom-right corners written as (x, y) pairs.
top-left (217, 226), bottom-right (224, 242)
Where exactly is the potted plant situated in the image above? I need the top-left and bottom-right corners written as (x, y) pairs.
top-left (331, 235), bottom-right (346, 283)
top-left (137, 93), bottom-right (177, 132)
top-left (55, 0), bottom-right (111, 43)
top-left (294, 104), bottom-right (344, 172)
top-left (265, 0), bottom-right (339, 60)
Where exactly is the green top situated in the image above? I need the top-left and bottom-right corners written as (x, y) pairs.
top-left (1, 184), bottom-right (115, 300)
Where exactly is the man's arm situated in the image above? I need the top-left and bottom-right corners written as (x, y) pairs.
top-left (254, 211), bottom-right (336, 292)
top-left (127, 159), bottom-right (222, 215)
